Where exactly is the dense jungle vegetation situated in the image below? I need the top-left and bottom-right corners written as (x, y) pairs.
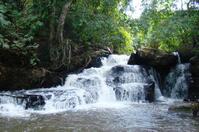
top-left (0, 0), bottom-right (199, 71)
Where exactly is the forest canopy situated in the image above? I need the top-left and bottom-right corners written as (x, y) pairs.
top-left (0, 0), bottom-right (199, 68)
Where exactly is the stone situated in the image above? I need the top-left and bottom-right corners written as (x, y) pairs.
top-left (168, 102), bottom-right (199, 117)
top-left (189, 56), bottom-right (199, 100)
top-left (128, 49), bottom-right (178, 69)
top-left (0, 93), bottom-right (45, 110)
top-left (168, 102), bottom-right (192, 112)
top-left (0, 65), bottom-right (64, 91)
top-left (144, 82), bottom-right (155, 102)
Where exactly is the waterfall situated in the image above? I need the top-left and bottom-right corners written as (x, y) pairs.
top-left (163, 64), bottom-right (191, 99)
top-left (0, 53), bottom-right (191, 115)
top-left (148, 68), bottom-right (163, 99)
top-left (163, 52), bottom-right (191, 99)
top-left (173, 52), bottom-right (181, 63)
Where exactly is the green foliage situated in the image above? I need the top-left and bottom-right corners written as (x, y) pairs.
top-left (66, 0), bottom-right (132, 53)
top-left (112, 27), bottom-right (133, 54)
top-left (2, 0), bottom-right (198, 68)
top-left (130, 0), bottom-right (199, 52)
top-left (0, 1), bottom-right (42, 66)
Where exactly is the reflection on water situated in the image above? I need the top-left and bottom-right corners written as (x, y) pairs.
top-left (0, 103), bottom-right (198, 132)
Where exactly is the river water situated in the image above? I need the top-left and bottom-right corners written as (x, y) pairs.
top-left (0, 54), bottom-right (198, 132)
top-left (0, 103), bottom-right (199, 132)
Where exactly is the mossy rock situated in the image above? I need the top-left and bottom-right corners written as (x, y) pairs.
top-left (169, 103), bottom-right (192, 112)
top-left (169, 102), bottom-right (199, 117)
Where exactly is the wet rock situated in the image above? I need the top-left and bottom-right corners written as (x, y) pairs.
top-left (24, 94), bottom-right (45, 109)
top-left (113, 87), bottom-right (130, 101)
top-left (178, 50), bottom-right (194, 63)
top-left (169, 102), bottom-right (199, 117)
top-left (113, 82), bottom-right (155, 102)
top-left (0, 93), bottom-right (45, 110)
top-left (188, 56), bottom-right (199, 100)
top-left (128, 49), bottom-right (178, 69)
top-left (190, 56), bottom-right (199, 65)
top-left (168, 103), bottom-right (192, 112)
top-left (86, 54), bottom-right (110, 68)
top-left (144, 82), bottom-right (155, 102)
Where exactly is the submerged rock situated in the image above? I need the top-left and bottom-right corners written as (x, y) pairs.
top-left (168, 102), bottom-right (199, 117)
top-left (168, 103), bottom-right (192, 112)
top-left (0, 93), bottom-right (45, 110)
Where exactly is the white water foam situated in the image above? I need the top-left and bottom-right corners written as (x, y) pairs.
top-left (0, 54), bottom-right (189, 117)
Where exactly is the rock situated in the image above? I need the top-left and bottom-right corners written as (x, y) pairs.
top-left (188, 56), bottom-right (199, 100)
top-left (128, 49), bottom-right (178, 69)
top-left (190, 56), bottom-right (199, 65)
top-left (24, 94), bottom-right (45, 109)
top-left (190, 65), bottom-right (199, 77)
top-left (169, 102), bottom-right (199, 117)
top-left (144, 82), bottom-right (155, 102)
top-left (0, 93), bottom-right (45, 110)
top-left (178, 50), bottom-right (194, 63)
top-left (113, 82), bottom-right (155, 102)
top-left (0, 48), bottom-right (30, 67)
top-left (0, 65), bottom-right (64, 91)
top-left (86, 54), bottom-right (110, 68)
top-left (168, 103), bottom-right (192, 112)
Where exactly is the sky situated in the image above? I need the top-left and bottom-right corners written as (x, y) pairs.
top-left (125, 0), bottom-right (190, 19)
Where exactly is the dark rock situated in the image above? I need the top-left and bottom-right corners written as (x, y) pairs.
top-left (24, 94), bottom-right (45, 109)
top-left (0, 93), bottom-right (45, 110)
top-left (113, 87), bottom-right (130, 101)
top-left (178, 50), bottom-right (194, 63)
top-left (128, 49), bottom-right (178, 69)
top-left (188, 77), bottom-right (199, 100)
top-left (188, 56), bottom-right (199, 100)
top-left (111, 65), bottom-right (125, 75)
top-left (190, 56), bottom-right (199, 65)
top-left (87, 57), bottom-right (103, 68)
top-left (0, 65), bottom-right (64, 91)
top-left (169, 102), bottom-right (199, 117)
top-left (0, 48), bottom-right (30, 68)
top-left (113, 82), bottom-right (155, 102)
top-left (168, 103), bottom-right (192, 112)
top-left (144, 82), bottom-right (155, 102)
top-left (190, 65), bottom-right (199, 77)
top-left (86, 54), bottom-right (110, 68)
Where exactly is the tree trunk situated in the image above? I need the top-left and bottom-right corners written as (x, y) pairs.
top-left (49, 0), bottom-right (74, 70)
top-left (56, 0), bottom-right (73, 44)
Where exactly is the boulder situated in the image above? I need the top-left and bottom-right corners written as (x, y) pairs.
top-left (168, 102), bottom-right (199, 117)
top-left (188, 56), bottom-right (199, 100)
top-left (0, 65), bottom-right (64, 91)
top-left (168, 102), bottom-right (192, 112)
top-left (190, 56), bottom-right (199, 65)
top-left (128, 49), bottom-right (178, 68)
top-left (178, 50), bottom-right (194, 63)
top-left (0, 93), bottom-right (45, 110)
top-left (86, 54), bottom-right (110, 68)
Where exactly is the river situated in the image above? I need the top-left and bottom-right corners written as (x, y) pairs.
top-left (0, 54), bottom-right (198, 132)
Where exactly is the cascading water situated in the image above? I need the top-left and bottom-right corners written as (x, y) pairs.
top-left (0, 53), bottom-right (191, 116)
top-left (0, 54), bottom-right (161, 115)
top-left (163, 52), bottom-right (191, 99)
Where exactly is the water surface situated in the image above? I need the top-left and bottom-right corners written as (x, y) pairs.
top-left (0, 103), bottom-right (198, 132)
